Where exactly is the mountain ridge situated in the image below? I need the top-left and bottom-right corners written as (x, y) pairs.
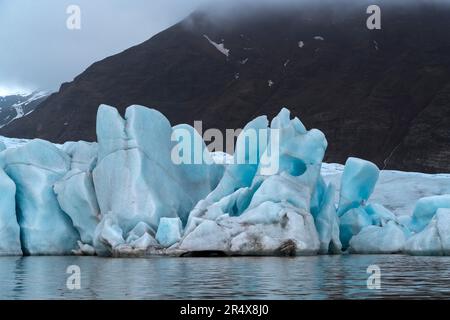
top-left (1, 1), bottom-right (450, 173)
top-left (0, 91), bottom-right (49, 129)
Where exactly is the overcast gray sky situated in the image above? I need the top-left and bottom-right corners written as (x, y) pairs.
top-left (0, 0), bottom-right (353, 95)
top-left (0, 0), bottom-right (444, 96)
top-left (0, 0), bottom-right (218, 95)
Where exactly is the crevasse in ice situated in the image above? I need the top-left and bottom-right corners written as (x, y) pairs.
top-left (0, 104), bottom-right (450, 256)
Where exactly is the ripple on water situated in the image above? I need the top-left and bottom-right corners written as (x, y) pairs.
top-left (1, 255), bottom-right (450, 299)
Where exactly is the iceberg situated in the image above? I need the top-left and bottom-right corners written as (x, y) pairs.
top-left (179, 220), bottom-right (230, 253)
top-left (364, 203), bottom-right (398, 226)
top-left (337, 157), bottom-right (380, 216)
top-left (201, 115), bottom-right (269, 204)
top-left (54, 141), bottom-right (100, 248)
top-left (312, 184), bottom-right (341, 254)
top-left (54, 166), bottom-right (99, 247)
top-left (1, 104), bottom-right (450, 257)
top-left (405, 208), bottom-right (450, 255)
top-left (409, 195), bottom-right (450, 233)
top-left (349, 221), bottom-right (407, 254)
top-left (178, 199), bottom-right (320, 256)
top-left (1, 140), bottom-right (79, 255)
top-left (92, 105), bottom-right (222, 255)
top-left (339, 207), bottom-right (372, 249)
top-left (62, 141), bottom-right (98, 171)
top-left (175, 109), bottom-right (327, 256)
top-left (0, 167), bottom-right (21, 256)
top-left (334, 158), bottom-right (383, 250)
top-left (156, 217), bottom-right (182, 248)
top-left (347, 203), bottom-right (410, 254)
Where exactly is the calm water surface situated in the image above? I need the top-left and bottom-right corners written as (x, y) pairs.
top-left (1, 255), bottom-right (450, 299)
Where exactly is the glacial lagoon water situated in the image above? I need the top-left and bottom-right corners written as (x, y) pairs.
top-left (1, 255), bottom-right (450, 299)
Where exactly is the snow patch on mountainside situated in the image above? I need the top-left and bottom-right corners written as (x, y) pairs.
top-left (203, 35), bottom-right (230, 57)
top-left (0, 91), bottom-right (49, 128)
top-left (240, 58), bottom-right (249, 65)
top-left (373, 40), bottom-right (379, 50)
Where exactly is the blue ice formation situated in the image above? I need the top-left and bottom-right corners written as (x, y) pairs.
top-left (337, 157), bottom-right (380, 216)
top-left (1, 140), bottom-right (79, 255)
top-left (339, 207), bottom-right (372, 249)
top-left (349, 220), bottom-right (408, 254)
top-left (1, 104), bottom-right (450, 256)
top-left (53, 141), bottom-right (100, 247)
top-left (0, 167), bottom-right (21, 256)
top-left (92, 105), bottom-right (223, 256)
top-left (336, 158), bottom-right (380, 249)
top-left (408, 195), bottom-right (450, 233)
top-left (313, 184), bottom-right (341, 254)
top-left (156, 218), bottom-right (183, 248)
top-left (178, 108), bottom-right (329, 255)
top-left (405, 208), bottom-right (450, 255)
top-left (0, 141), bottom-right (21, 256)
top-left (334, 158), bottom-right (413, 253)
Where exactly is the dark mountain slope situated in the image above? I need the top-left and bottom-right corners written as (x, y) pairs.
top-left (2, 1), bottom-right (450, 172)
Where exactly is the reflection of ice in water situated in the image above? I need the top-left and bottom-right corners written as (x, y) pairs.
top-left (2, 255), bottom-right (450, 299)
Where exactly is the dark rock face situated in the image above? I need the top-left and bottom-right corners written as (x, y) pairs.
top-left (2, 1), bottom-right (450, 173)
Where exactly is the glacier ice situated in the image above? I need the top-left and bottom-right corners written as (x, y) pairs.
top-left (312, 184), bottom-right (341, 254)
top-left (62, 141), bottom-right (98, 171)
top-left (156, 217), bottom-right (183, 248)
top-left (177, 199), bottom-right (320, 255)
top-left (1, 139), bottom-right (79, 255)
top-left (91, 105), bottom-right (223, 255)
top-left (202, 114), bottom-right (269, 204)
top-left (175, 108), bottom-right (327, 256)
top-left (405, 208), bottom-right (450, 256)
top-left (0, 104), bottom-right (450, 256)
top-left (339, 207), bottom-right (372, 249)
top-left (335, 157), bottom-right (386, 250)
top-left (179, 220), bottom-right (230, 253)
top-left (409, 195), bottom-right (450, 233)
top-left (337, 157), bottom-right (380, 216)
top-left (364, 203), bottom-right (398, 226)
top-left (349, 221), bottom-right (407, 254)
top-left (0, 167), bottom-right (21, 256)
top-left (54, 141), bottom-right (100, 248)
top-left (323, 165), bottom-right (450, 218)
top-left (346, 202), bottom-right (411, 253)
